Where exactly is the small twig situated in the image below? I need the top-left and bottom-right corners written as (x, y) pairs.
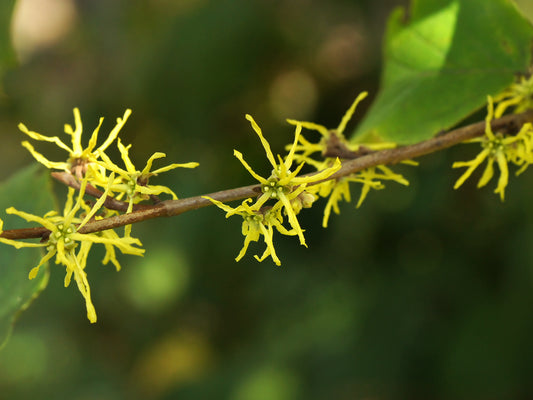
top-left (51, 172), bottom-right (152, 212)
top-left (0, 226), bottom-right (49, 240)
top-left (2, 110), bottom-right (533, 240)
top-left (323, 132), bottom-right (374, 159)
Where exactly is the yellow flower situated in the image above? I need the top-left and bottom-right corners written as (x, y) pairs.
top-left (355, 165), bottom-right (410, 207)
top-left (19, 108), bottom-right (131, 178)
top-left (286, 93), bottom-right (412, 226)
top-left (235, 115), bottom-right (341, 247)
top-left (204, 197), bottom-right (296, 266)
top-left (97, 138), bottom-right (199, 235)
top-left (0, 176), bottom-right (144, 323)
top-left (453, 96), bottom-right (533, 201)
top-left (77, 198), bottom-right (135, 272)
top-left (494, 75), bottom-right (533, 118)
top-left (319, 177), bottom-right (359, 228)
top-left (316, 165), bottom-right (409, 228)
top-left (286, 92), bottom-right (396, 161)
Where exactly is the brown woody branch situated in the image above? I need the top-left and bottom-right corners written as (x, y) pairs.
top-left (2, 109), bottom-right (533, 240)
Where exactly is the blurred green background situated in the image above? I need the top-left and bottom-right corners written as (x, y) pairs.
top-left (1, 0), bottom-right (533, 399)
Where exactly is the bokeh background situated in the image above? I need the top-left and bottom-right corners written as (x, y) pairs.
top-left (1, 0), bottom-right (533, 399)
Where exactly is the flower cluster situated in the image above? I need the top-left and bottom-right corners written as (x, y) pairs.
top-left (206, 92), bottom-right (414, 265)
top-left (96, 138), bottom-right (198, 235)
top-left (0, 108), bottom-right (198, 322)
top-left (19, 108), bottom-right (132, 179)
top-left (0, 179), bottom-right (143, 323)
top-left (205, 115), bottom-right (341, 266)
top-left (453, 96), bottom-right (533, 201)
top-left (287, 91), bottom-right (414, 227)
top-left (493, 74), bottom-right (533, 118)
top-left (6, 82), bottom-right (531, 321)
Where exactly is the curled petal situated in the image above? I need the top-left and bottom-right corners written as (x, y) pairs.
top-left (233, 149), bottom-right (268, 184)
top-left (136, 184), bottom-right (178, 199)
top-left (94, 109), bottom-right (132, 157)
top-left (6, 207), bottom-right (56, 231)
top-left (18, 123), bottom-right (72, 153)
top-left (21, 141), bottom-right (69, 170)
top-left (245, 114), bottom-right (277, 169)
top-left (65, 108), bottom-right (84, 155)
top-left (151, 162), bottom-right (199, 175)
top-left (477, 157), bottom-right (495, 188)
top-left (452, 148), bottom-right (491, 189)
top-left (284, 123), bottom-right (302, 171)
top-left (337, 91), bottom-right (368, 135)
top-left (78, 173), bottom-right (115, 230)
top-left (28, 249), bottom-right (55, 279)
top-left (286, 119), bottom-right (330, 138)
top-left (291, 157), bottom-right (341, 185)
top-left (117, 139), bottom-right (136, 174)
top-left (85, 117), bottom-right (104, 155)
top-left (141, 152), bottom-right (167, 175)
top-left (278, 192), bottom-right (306, 247)
top-left (494, 152), bottom-right (509, 201)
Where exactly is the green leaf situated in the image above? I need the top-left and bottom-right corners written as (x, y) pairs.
top-left (353, 0), bottom-right (533, 144)
top-left (514, 0), bottom-right (533, 25)
top-left (0, 164), bottom-right (55, 349)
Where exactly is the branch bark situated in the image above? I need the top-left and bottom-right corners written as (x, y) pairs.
top-left (2, 109), bottom-right (533, 240)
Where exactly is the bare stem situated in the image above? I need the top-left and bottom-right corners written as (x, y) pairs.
top-left (3, 110), bottom-right (533, 240)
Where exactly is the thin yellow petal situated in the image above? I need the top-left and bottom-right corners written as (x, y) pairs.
top-left (477, 157), bottom-right (495, 188)
top-left (286, 119), bottom-right (330, 137)
top-left (5, 207), bottom-right (56, 231)
top-left (235, 233), bottom-right (256, 262)
top-left (284, 123), bottom-right (302, 171)
top-left (141, 152), bottom-right (166, 175)
top-left (65, 178), bottom-right (88, 225)
top-left (292, 157), bottom-right (341, 185)
top-left (85, 117), bottom-right (104, 155)
top-left (78, 173), bottom-right (115, 230)
top-left (71, 255), bottom-right (97, 323)
top-left (136, 184), bottom-right (178, 199)
top-left (278, 193), bottom-right (306, 247)
top-left (337, 92), bottom-right (368, 135)
top-left (28, 249), bottom-right (56, 279)
top-left (203, 196), bottom-right (239, 214)
top-left (150, 162), bottom-right (199, 175)
top-left (97, 152), bottom-right (130, 179)
top-left (77, 241), bottom-right (92, 270)
top-left (117, 139), bottom-right (137, 174)
top-left (0, 236), bottom-right (46, 249)
top-left (95, 109), bottom-right (132, 156)
top-left (376, 165), bottom-right (408, 185)
top-left (102, 243), bottom-right (121, 271)
top-left (233, 150), bottom-right (268, 184)
top-left (71, 233), bottom-right (144, 256)
top-left (495, 152), bottom-right (509, 201)
top-left (484, 96), bottom-right (496, 140)
top-left (322, 180), bottom-right (351, 228)
top-left (62, 187), bottom-right (75, 218)
top-left (452, 148), bottom-right (491, 189)
top-left (494, 97), bottom-right (521, 118)
top-left (256, 224), bottom-right (281, 266)
top-left (21, 141), bottom-right (69, 170)
top-left (18, 123), bottom-right (72, 153)
top-left (67, 108), bottom-right (84, 155)
top-left (245, 114), bottom-right (277, 169)
top-left (278, 158), bottom-right (306, 184)
top-left (356, 182), bottom-right (373, 208)
top-left (124, 200), bottom-right (134, 237)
